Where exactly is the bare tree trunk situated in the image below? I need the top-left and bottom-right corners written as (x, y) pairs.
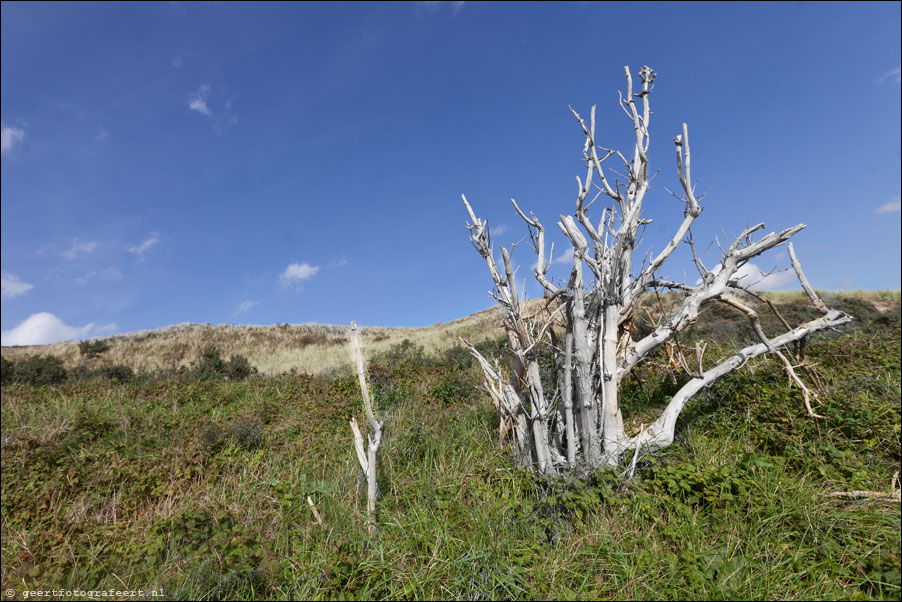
top-left (600, 308), bottom-right (626, 466)
top-left (571, 263), bottom-right (600, 465)
top-left (562, 327), bottom-right (576, 466)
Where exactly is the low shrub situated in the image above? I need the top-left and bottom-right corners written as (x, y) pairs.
top-left (185, 346), bottom-right (256, 381)
top-left (78, 339), bottom-right (111, 358)
top-left (431, 372), bottom-right (475, 405)
top-left (224, 354), bottom-right (255, 380)
top-left (96, 364), bottom-right (135, 383)
top-left (3, 354), bottom-right (68, 385)
top-left (0, 356), bottom-right (14, 383)
top-left (377, 338), bottom-right (430, 368)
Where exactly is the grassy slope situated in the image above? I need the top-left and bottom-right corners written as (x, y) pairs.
top-left (0, 307), bottom-right (507, 376)
top-left (4, 290), bottom-right (895, 377)
top-left (1, 292), bottom-right (899, 600)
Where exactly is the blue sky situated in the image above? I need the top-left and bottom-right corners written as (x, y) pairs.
top-left (2, 1), bottom-right (900, 345)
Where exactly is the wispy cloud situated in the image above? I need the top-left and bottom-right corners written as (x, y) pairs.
top-left (188, 84), bottom-right (213, 117)
top-left (1, 122), bottom-right (25, 156)
top-left (552, 247), bottom-right (574, 265)
top-left (95, 128), bottom-right (109, 141)
top-left (171, 55), bottom-right (183, 69)
top-left (129, 232), bottom-right (161, 257)
top-left (75, 267), bottom-right (122, 286)
top-left (187, 85), bottom-right (237, 132)
top-left (700, 261), bottom-right (796, 291)
top-left (529, 246), bottom-right (573, 270)
top-left (492, 224), bottom-right (509, 237)
top-left (877, 66), bottom-right (901, 84)
top-left (234, 300), bottom-right (259, 316)
top-left (875, 194), bottom-right (901, 214)
top-left (1, 272), bottom-right (34, 299)
top-left (62, 240), bottom-right (98, 260)
top-left (1, 312), bottom-right (116, 346)
top-left (418, 1), bottom-right (465, 15)
top-left (55, 102), bottom-right (85, 118)
top-left (280, 262), bottom-right (320, 288)
top-left (224, 100), bottom-right (238, 125)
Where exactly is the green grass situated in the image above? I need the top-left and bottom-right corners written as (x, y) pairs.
top-left (1, 298), bottom-right (899, 600)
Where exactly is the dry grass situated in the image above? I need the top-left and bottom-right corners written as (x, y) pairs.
top-left (1, 307), bottom-right (507, 376)
top-left (2, 291), bottom-right (897, 376)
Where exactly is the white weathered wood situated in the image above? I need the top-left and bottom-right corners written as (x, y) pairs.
top-left (788, 242), bottom-right (828, 313)
top-left (349, 417), bottom-right (368, 475)
top-left (349, 321), bottom-right (383, 533)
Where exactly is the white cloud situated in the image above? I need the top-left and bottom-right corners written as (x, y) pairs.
top-left (234, 300), bottom-right (259, 315)
top-left (1, 122), bottom-right (25, 156)
top-left (280, 262), bottom-right (320, 288)
top-left (1, 273), bottom-right (34, 299)
top-left (529, 246), bottom-right (574, 270)
top-left (62, 240), bottom-right (98, 260)
top-left (1, 312), bottom-right (116, 346)
top-left (552, 247), bottom-right (575, 265)
top-left (492, 224), bottom-right (509, 237)
top-left (875, 195), bottom-right (901, 214)
top-left (95, 128), bottom-right (109, 141)
top-left (171, 55), bottom-right (183, 68)
top-left (700, 261), bottom-right (796, 291)
top-left (188, 84), bottom-right (213, 117)
top-left (129, 232), bottom-right (161, 257)
top-left (877, 66), bottom-right (901, 84)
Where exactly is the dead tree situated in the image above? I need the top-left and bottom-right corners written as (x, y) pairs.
top-left (349, 321), bottom-right (383, 532)
top-left (462, 65), bottom-right (851, 473)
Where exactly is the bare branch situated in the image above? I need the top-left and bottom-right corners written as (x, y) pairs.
top-left (788, 242), bottom-right (828, 313)
top-left (719, 294), bottom-right (825, 418)
top-left (630, 308), bottom-right (851, 453)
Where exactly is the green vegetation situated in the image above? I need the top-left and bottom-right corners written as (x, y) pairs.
top-left (1, 354), bottom-right (68, 386)
top-left (182, 345), bottom-right (257, 381)
top-left (1, 296), bottom-right (899, 600)
top-left (1, 345), bottom-right (255, 387)
top-left (78, 339), bottom-right (111, 359)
